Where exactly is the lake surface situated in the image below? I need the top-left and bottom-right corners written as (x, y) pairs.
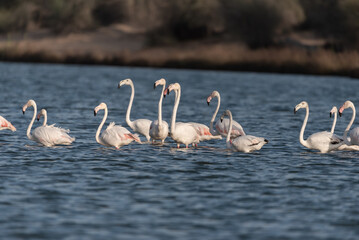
top-left (0, 62), bottom-right (358, 239)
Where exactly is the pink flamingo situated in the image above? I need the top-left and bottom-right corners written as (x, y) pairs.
top-left (22, 100), bottom-right (75, 147)
top-left (165, 83), bottom-right (199, 148)
top-left (207, 90), bottom-right (245, 138)
top-left (94, 102), bottom-right (141, 149)
top-left (118, 79), bottom-right (152, 142)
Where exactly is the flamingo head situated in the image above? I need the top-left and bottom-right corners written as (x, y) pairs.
top-left (118, 78), bottom-right (132, 89)
top-left (338, 100), bottom-right (353, 117)
top-left (163, 87), bottom-right (169, 97)
top-left (294, 101), bottom-right (308, 114)
top-left (37, 109), bottom-right (47, 121)
top-left (206, 91), bottom-right (219, 106)
top-left (22, 99), bottom-right (35, 114)
top-left (167, 83), bottom-right (180, 93)
top-left (154, 78), bottom-right (166, 89)
top-left (94, 102), bottom-right (107, 116)
top-left (220, 110), bottom-right (232, 122)
top-left (330, 106), bottom-right (337, 118)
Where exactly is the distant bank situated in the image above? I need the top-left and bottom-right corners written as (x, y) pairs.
top-left (0, 27), bottom-right (358, 79)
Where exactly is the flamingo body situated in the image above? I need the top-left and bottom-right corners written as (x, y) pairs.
top-left (304, 131), bottom-right (342, 153)
top-left (31, 125), bottom-right (75, 147)
top-left (349, 128), bottom-right (359, 145)
top-left (171, 122), bottom-right (199, 147)
top-left (0, 116), bottom-right (16, 132)
top-left (189, 122), bottom-right (221, 141)
top-left (230, 135), bottom-right (268, 153)
top-left (99, 122), bottom-right (140, 148)
top-left (221, 110), bottom-right (268, 152)
top-left (94, 103), bottom-right (140, 149)
top-left (150, 120), bottom-right (169, 142)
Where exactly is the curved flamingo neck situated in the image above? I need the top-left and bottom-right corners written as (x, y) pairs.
top-left (330, 111), bottom-right (337, 134)
top-left (210, 93), bottom-right (220, 135)
top-left (125, 82), bottom-right (135, 128)
top-left (299, 105), bottom-right (309, 148)
top-left (158, 84), bottom-right (165, 125)
top-left (226, 111), bottom-right (233, 149)
top-left (42, 112), bottom-right (48, 126)
top-left (171, 87), bottom-right (181, 133)
top-left (344, 104), bottom-right (356, 144)
top-left (96, 107), bottom-right (107, 145)
top-left (27, 102), bottom-right (37, 140)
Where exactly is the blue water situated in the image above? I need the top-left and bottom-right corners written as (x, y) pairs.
top-left (0, 62), bottom-right (359, 239)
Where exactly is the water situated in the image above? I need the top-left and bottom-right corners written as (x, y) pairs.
top-left (0, 62), bottom-right (359, 239)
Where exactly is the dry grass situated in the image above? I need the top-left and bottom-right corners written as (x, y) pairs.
top-left (0, 31), bottom-right (358, 78)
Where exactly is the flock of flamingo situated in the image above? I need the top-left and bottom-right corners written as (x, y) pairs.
top-left (1, 78), bottom-right (358, 153)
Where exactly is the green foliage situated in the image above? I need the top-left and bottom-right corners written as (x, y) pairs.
top-left (223, 0), bottom-right (304, 48)
top-left (149, 0), bottom-right (221, 44)
top-left (340, 0), bottom-right (359, 47)
top-left (92, 0), bottom-right (127, 26)
top-left (0, 0), bottom-right (357, 49)
top-left (39, 0), bottom-right (97, 33)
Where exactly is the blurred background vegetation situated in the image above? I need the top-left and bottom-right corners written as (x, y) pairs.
top-left (0, 0), bottom-right (358, 49)
top-left (0, 0), bottom-right (358, 77)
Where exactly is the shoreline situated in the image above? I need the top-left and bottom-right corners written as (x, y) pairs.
top-left (1, 49), bottom-right (358, 79)
top-left (0, 28), bottom-right (358, 79)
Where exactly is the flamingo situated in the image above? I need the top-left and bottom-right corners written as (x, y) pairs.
top-left (330, 106), bottom-right (359, 151)
top-left (0, 115), bottom-right (16, 132)
top-left (149, 78), bottom-right (169, 144)
top-left (118, 78), bottom-right (152, 142)
top-left (165, 83), bottom-right (221, 145)
top-left (220, 110), bottom-right (268, 152)
top-left (165, 83), bottom-right (199, 148)
top-left (94, 102), bottom-right (141, 149)
top-left (294, 101), bottom-right (343, 153)
top-left (207, 90), bottom-right (245, 138)
top-left (338, 100), bottom-right (359, 146)
top-left (22, 100), bottom-right (75, 146)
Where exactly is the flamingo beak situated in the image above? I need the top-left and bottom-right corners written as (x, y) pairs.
top-left (207, 101), bottom-right (210, 106)
top-left (330, 112), bottom-right (332, 118)
top-left (117, 83), bottom-right (121, 89)
top-left (94, 110), bottom-right (97, 116)
top-left (22, 110), bottom-right (25, 115)
top-left (153, 83), bottom-right (156, 89)
top-left (339, 112), bottom-right (342, 117)
top-left (220, 117), bottom-right (223, 123)
top-left (294, 108), bottom-right (297, 114)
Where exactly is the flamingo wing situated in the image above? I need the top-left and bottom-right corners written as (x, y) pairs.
top-left (32, 125), bottom-right (74, 146)
top-left (101, 125), bottom-right (140, 147)
top-left (0, 116), bottom-right (16, 131)
top-left (349, 127), bottom-right (359, 145)
top-left (215, 118), bottom-right (245, 138)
